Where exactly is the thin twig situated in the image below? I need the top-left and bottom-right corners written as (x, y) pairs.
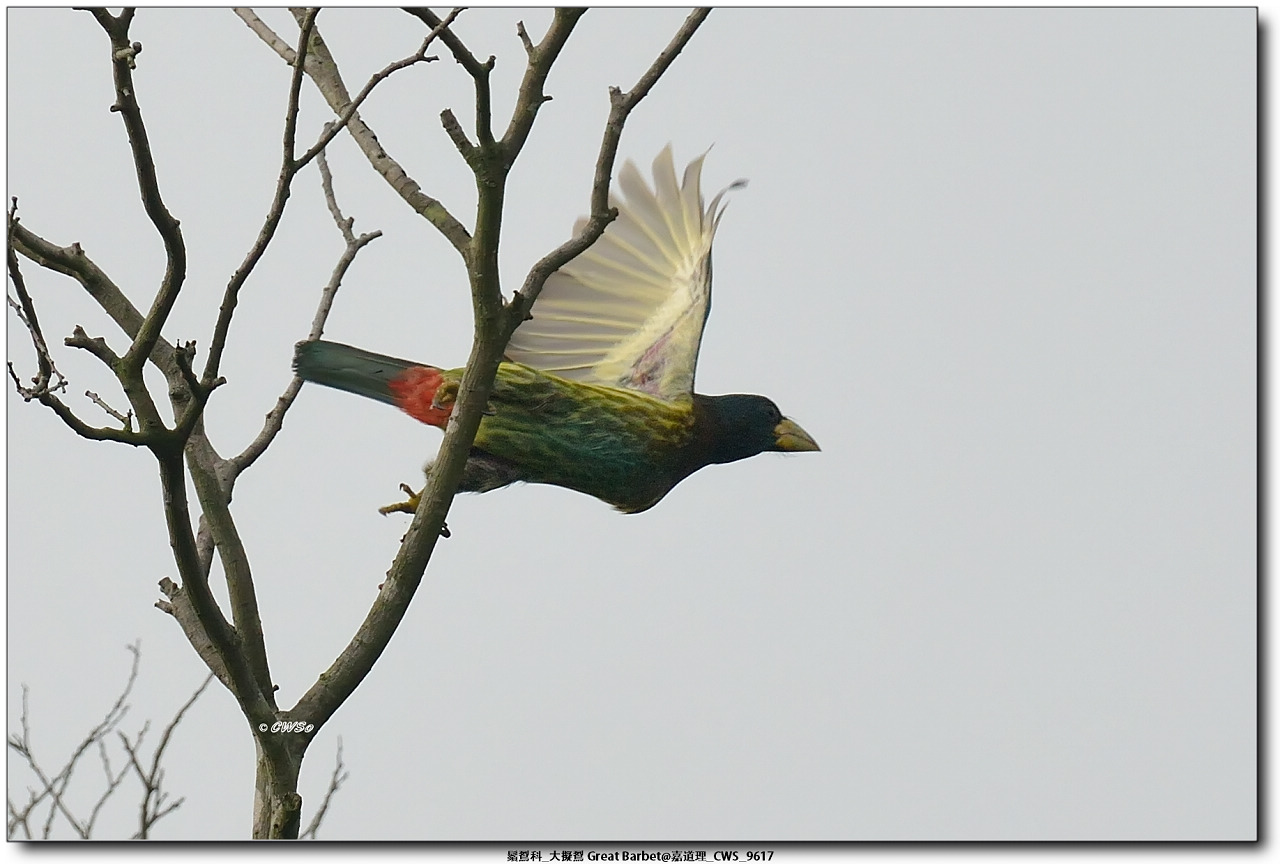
top-left (4, 264), bottom-right (151, 444)
top-left (5, 653), bottom-right (214, 839)
top-left (122, 671), bottom-right (214, 838)
top-left (7, 200), bottom-right (68, 399)
top-left (38, 391), bottom-right (150, 444)
top-left (6, 644), bottom-right (140, 839)
top-left (84, 738), bottom-right (132, 837)
top-left (228, 147), bottom-right (382, 477)
top-left (499, 8), bottom-right (586, 169)
top-left (10, 186), bottom-right (240, 707)
top-left (202, 7), bottom-right (318, 386)
top-left (5, 237), bottom-right (165, 442)
top-left (405, 8), bottom-right (496, 150)
top-left (85, 390), bottom-right (134, 430)
top-left (318, 142), bottom-right (355, 242)
top-left (299, 738), bottom-right (348, 839)
top-left (10, 207), bottom-right (173, 441)
top-left (9, 224), bottom-right (174, 367)
top-left (205, 6), bottom-right (446, 382)
top-left (13, 12), bottom-right (322, 835)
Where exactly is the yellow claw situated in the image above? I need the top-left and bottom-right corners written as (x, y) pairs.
top-left (378, 483), bottom-right (450, 537)
top-left (433, 378), bottom-right (458, 411)
top-left (378, 482), bottom-right (421, 516)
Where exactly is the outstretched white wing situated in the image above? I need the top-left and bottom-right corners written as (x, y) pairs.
top-left (506, 145), bottom-right (741, 401)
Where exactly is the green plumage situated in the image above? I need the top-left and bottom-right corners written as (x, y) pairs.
top-left (445, 363), bottom-right (701, 513)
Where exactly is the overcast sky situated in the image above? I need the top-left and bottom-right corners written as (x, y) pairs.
top-left (6, 6), bottom-right (1256, 842)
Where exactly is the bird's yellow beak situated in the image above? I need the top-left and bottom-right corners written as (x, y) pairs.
top-left (773, 417), bottom-right (820, 452)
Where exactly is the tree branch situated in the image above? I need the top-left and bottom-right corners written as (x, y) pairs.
top-left (8, 223), bottom-right (179, 368)
top-left (7, 201), bottom-right (67, 400)
top-left (84, 389), bottom-right (134, 430)
top-left (2, 242), bottom-right (148, 442)
top-left (589, 7), bottom-right (713, 218)
top-left (171, 16), bottom-right (325, 717)
top-left (120, 671), bottom-right (215, 838)
top-left (13, 7), bottom-right (714, 840)
top-left (506, 8), bottom-right (712, 332)
top-left (151, 449), bottom-right (297, 811)
top-left (294, 10), bottom-right (459, 170)
top-left (65, 324), bottom-right (122, 367)
top-left (155, 578), bottom-right (234, 692)
top-left (9, 170), bottom-right (167, 446)
top-left (9, 212), bottom-right (245, 705)
top-left (405, 8), bottom-right (496, 150)
top-left (84, 738), bottom-right (131, 838)
top-left (232, 8), bottom-right (297, 62)
top-left (439, 107), bottom-right (476, 159)
top-left (9, 229), bottom-right (178, 445)
top-left (86, 8), bottom-right (188, 378)
top-left (201, 8), bottom-right (317, 385)
top-left (236, 8), bottom-right (473, 254)
top-left (499, 8), bottom-right (586, 168)
top-left (291, 11), bottom-right (514, 734)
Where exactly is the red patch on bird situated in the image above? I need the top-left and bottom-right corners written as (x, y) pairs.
top-left (388, 366), bottom-right (450, 428)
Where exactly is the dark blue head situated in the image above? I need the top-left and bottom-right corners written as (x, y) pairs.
top-left (696, 393), bottom-right (820, 465)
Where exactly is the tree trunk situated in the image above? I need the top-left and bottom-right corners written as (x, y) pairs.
top-left (252, 742), bottom-right (303, 839)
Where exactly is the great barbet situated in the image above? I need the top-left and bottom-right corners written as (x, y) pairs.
top-left (293, 147), bottom-right (819, 514)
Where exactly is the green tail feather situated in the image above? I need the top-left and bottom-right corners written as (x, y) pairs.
top-left (293, 340), bottom-right (421, 407)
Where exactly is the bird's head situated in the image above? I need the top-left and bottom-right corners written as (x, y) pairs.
top-left (697, 393), bottom-right (820, 465)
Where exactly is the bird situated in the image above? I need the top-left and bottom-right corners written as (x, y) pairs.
top-left (293, 145), bottom-right (819, 515)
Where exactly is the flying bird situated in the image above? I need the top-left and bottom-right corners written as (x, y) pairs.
top-left (293, 146), bottom-right (819, 514)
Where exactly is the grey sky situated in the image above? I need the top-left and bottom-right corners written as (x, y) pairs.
top-left (6, 7), bottom-right (1256, 841)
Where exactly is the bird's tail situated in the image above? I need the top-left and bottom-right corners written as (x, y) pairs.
top-left (293, 340), bottom-right (450, 427)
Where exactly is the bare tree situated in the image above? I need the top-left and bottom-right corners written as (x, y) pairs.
top-left (7, 643), bottom-right (210, 840)
top-left (8, 6), bottom-right (709, 838)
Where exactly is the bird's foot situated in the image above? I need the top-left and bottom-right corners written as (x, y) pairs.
top-left (431, 379), bottom-right (458, 411)
top-left (378, 483), bottom-right (450, 537)
top-left (378, 482), bottom-right (421, 516)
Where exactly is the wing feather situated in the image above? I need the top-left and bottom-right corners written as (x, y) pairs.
top-left (506, 145), bottom-right (742, 400)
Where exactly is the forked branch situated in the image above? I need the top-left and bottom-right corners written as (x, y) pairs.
top-left (87, 9), bottom-right (188, 380)
top-left (236, 7), bottom-right (473, 254)
top-left (404, 8), bottom-right (497, 151)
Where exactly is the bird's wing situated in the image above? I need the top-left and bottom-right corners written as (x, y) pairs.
top-left (505, 145), bottom-right (742, 401)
